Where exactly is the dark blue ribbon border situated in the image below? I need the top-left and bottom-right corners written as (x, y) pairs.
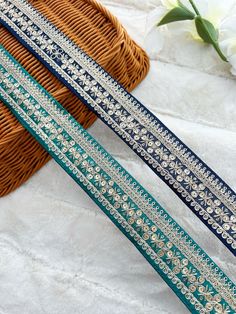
top-left (0, 0), bottom-right (235, 255)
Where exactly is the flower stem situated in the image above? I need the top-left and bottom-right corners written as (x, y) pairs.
top-left (212, 42), bottom-right (228, 62)
top-left (188, 0), bottom-right (200, 15)
top-left (188, 0), bottom-right (228, 62)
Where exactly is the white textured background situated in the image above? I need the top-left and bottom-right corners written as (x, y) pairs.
top-left (0, 1), bottom-right (236, 313)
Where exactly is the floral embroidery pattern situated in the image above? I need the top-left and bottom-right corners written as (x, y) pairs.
top-left (0, 46), bottom-right (236, 314)
top-left (0, 0), bottom-right (236, 255)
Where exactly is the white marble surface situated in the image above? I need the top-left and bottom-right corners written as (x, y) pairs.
top-left (0, 1), bottom-right (236, 313)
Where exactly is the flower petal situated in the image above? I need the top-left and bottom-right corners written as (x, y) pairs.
top-left (146, 6), bottom-right (167, 33)
top-left (144, 25), bottom-right (165, 57)
top-left (161, 0), bottom-right (178, 10)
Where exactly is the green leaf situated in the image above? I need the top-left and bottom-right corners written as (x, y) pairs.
top-left (195, 16), bottom-right (218, 44)
top-left (158, 6), bottom-right (195, 26)
top-left (195, 16), bottom-right (227, 62)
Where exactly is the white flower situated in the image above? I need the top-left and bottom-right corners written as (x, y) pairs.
top-left (161, 0), bottom-right (179, 10)
top-left (200, 0), bottom-right (236, 27)
top-left (219, 14), bottom-right (236, 75)
top-left (145, 0), bottom-right (236, 57)
top-left (144, 7), bottom-right (167, 57)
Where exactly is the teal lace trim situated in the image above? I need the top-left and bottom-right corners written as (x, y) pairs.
top-left (0, 46), bottom-right (235, 313)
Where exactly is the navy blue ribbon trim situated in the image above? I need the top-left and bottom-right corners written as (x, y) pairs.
top-left (0, 0), bottom-right (235, 255)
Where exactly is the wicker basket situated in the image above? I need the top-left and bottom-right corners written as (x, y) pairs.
top-left (0, 0), bottom-right (150, 197)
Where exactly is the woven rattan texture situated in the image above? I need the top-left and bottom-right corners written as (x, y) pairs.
top-left (0, 0), bottom-right (149, 196)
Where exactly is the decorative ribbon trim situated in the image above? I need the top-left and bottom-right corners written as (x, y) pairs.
top-left (0, 0), bottom-right (235, 255)
top-left (0, 46), bottom-right (236, 314)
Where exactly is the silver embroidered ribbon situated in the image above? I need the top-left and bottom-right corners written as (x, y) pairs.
top-left (0, 0), bottom-right (236, 255)
top-left (0, 46), bottom-right (236, 314)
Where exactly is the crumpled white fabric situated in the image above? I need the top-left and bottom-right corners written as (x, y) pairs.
top-left (0, 1), bottom-right (235, 313)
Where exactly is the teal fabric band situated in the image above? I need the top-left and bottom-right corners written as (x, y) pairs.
top-left (0, 46), bottom-right (235, 313)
